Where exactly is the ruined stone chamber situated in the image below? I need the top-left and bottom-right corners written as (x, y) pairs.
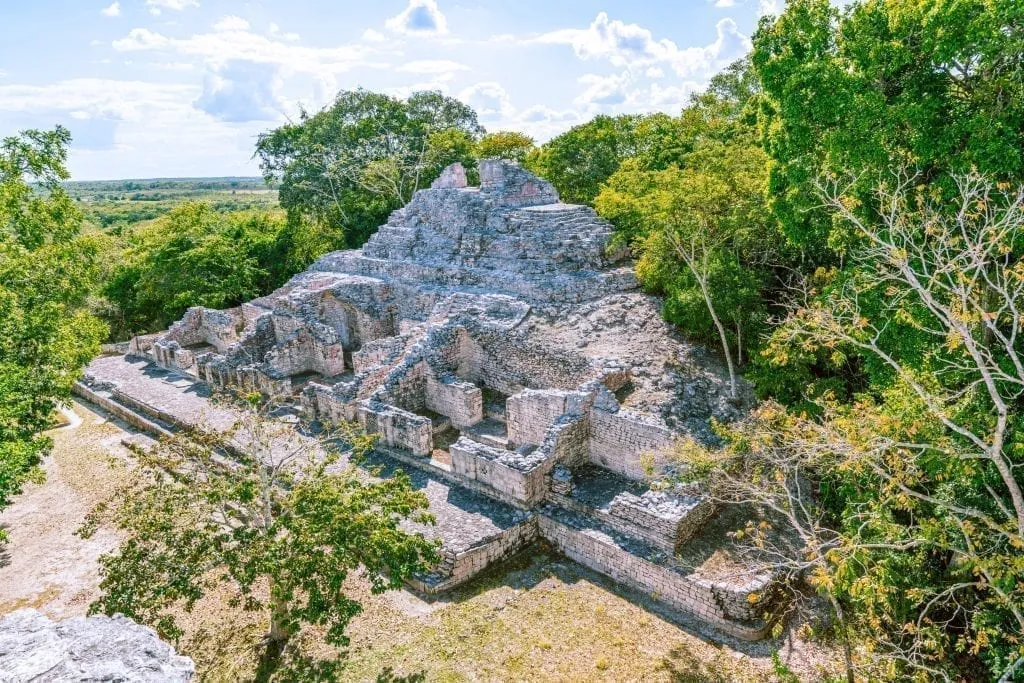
top-left (107, 160), bottom-right (771, 639)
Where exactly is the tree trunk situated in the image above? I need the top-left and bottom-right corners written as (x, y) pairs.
top-left (828, 593), bottom-right (855, 683)
top-left (697, 272), bottom-right (738, 400)
top-left (267, 589), bottom-right (290, 644)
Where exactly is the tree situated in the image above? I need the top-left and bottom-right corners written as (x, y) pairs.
top-left (475, 131), bottom-right (535, 164)
top-left (256, 90), bottom-right (483, 248)
top-left (525, 114), bottom-right (644, 205)
top-left (707, 173), bottom-right (1024, 681)
top-left (594, 65), bottom-right (781, 398)
top-left (752, 0), bottom-right (1024, 257)
top-left (0, 126), bottom-right (105, 517)
top-left (102, 203), bottom-right (295, 338)
top-left (80, 398), bottom-right (439, 674)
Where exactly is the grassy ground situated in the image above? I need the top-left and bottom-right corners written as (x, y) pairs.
top-left (0, 400), bottom-right (840, 682)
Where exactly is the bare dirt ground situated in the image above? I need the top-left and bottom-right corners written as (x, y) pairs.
top-left (0, 400), bottom-right (132, 618)
top-left (0, 399), bottom-right (841, 682)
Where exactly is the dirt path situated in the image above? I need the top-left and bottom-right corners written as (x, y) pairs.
top-left (0, 399), bottom-right (134, 618)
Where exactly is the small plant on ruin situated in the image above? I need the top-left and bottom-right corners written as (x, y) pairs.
top-left (79, 394), bottom-right (439, 673)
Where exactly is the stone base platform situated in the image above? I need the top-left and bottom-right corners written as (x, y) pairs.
top-left (76, 354), bottom-right (535, 594)
top-left (75, 353), bottom-right (773, 640)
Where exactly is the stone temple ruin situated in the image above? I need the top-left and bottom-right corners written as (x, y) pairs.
top-left (79, 160), bottom-right (773, 640)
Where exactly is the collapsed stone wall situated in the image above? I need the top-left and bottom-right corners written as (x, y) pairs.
top-left (538, 512), bottom-right (771, 640)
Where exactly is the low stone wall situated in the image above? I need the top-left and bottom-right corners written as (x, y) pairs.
top-left (72, 382), bottom-right (173, 439)
top-left (607, 489), bottom-right (717, 551)
top-left (412, 517), bottom-right (538, 594)
top-left (543, 414), bottom-right (590, 468)
top-left (199, 360), bottom-right (292, 399)
top-left (425, 374), bottom-right (483, 428)
top-left (538, 509), bottom-right (772, 640)
top-left (357, 401), bottom-right (432, 457)
top-left (450, 437), bottom-right (552, 505)
top-left (588, 408), bottom-right (674, 481)
top-left (507, 389), bottom-right (586, 447)
top-left (263, 331), bottom-right (345, 379)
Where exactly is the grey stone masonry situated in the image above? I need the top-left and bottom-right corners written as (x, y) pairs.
top-left (0, 609), bottom-right (195, 682)
top-left (118, 160), bottom-right (772, 639)
top-left (608, 486), bottom-right (718, 552)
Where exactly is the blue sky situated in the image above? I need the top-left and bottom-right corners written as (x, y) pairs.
top-left (0, 0), bottom-right (782, 180)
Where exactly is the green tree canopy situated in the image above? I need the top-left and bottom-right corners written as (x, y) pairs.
top-left (256, 90), bottom-right (483, 248)
top-left (0, 126), bottom-right (105, 514)
top-left (102, 203), bottom-right (291, 338)
top-left (475, 131), bottom-right (535, 164)
top-left (81, 399), bottom-right (438, 677)
top-left (752, 0), bottom-right (1024, 256)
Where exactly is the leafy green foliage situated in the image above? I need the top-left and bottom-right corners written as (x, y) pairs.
top-left (101, 203), bottom-right (296, 338)
top-left (0, 126), bottom-right (105, 515)
top-left (525, 115), bottom-right (645, 206)
top-left (256, 89), bottom-right (483, 248)
top-left (752, 0), bottom-right (1024, 256)
top-left (594, 59), bottom-right (786, 394)
top-left (80, 400), bottom-right (438, 672)
top-left (475, 131), bottom-right (535, 164)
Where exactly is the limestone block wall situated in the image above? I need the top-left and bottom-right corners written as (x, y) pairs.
top-left (538, 512), bottom-right (772, 640)
top-left (377, 359), bottom-right (428, 414)
top-left (262, 332), bottom-right (346, 379)
top-left (607, 491), bottom-right (717, 552)
top-left (303, 384), bottom-right (358, 423)
top-left (454, 330), bottom-right (592, 398)
top-left (425, 374), bottom-right (483, 428)
top-left (541, 414), bottom-right (590, 468)
top-left (410, 517), bottom-right (538, 594)
top-left (450, 437), bottom-right (552, 505)
top-left (161, 307), bottom-right (244, 354)
top-left (588, 408), bottom-right (674, 481)
top-left (507, 389), bottom-right (587, 447)
top-left (357, 401), bottom-right (432, 457)
top-left (127, 333), bottom-right (161, 358)
top-left (352, 336), bottom-right (406, 375)
top-left (199, 360), bottom-right (292, 399)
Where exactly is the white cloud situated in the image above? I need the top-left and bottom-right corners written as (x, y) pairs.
top-left (646, 82), bottom-right (700, 107)
top-left (716, 0), bottom-right (737, 7)
top-left (214, 16), bottom-right (250, 32)
top-left (386, 0), bottom-right (448, 36)
top-left (533, 12), bottom-right (751, 78)
top-left (101, 2), bottom-right (120, 17)
top-left (146, 0), bottom-right (199, 15)
top-left (575, 72), bottom-right (632, 107)
top-left (0, 78), bottom-right (195, 121)
top-left (268, 23), bottom-right (300, 42)
top-left (112, 28), bottom-right (171, 51)
top-left (533, 12), bottom-right (676, 68)
top-left (758, 0), bottom-right (784, 16)
top-left (457, 81), bottom-right (514, 120)
top-left (514, 105), bottom-right (584, 143)
top-left (397, 59), bottom-right (468, 74)
top-left (195, 60), bottom-right (283, 122)
top-left (646, 66), bottom-right (664, 78)
top-left (362, 29), bottom-right (387, 43)
top-left (111, 26), bottom-right (369, 74)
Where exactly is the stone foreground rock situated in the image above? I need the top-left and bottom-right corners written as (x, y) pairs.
top-left (0, 609), bottom-right (194, 682)
top-left (85, 160), bottom-right (771, 639)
